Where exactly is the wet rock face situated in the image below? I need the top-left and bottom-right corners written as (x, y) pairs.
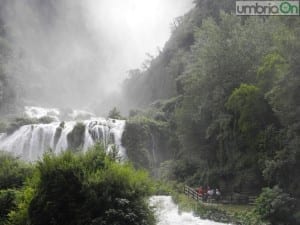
top-left (0, 79), bottom-right (5, 108)
top-left (0, 80), bottom-right (3, 103)
top-left (53, 122), bottom-right (64, 149)
top-left (67, 122), bottom-right (85, 150)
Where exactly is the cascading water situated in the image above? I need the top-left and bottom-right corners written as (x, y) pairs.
top-left (150, 132), bottom-right (157, 165)
top-left (24, 106), bottom-right (61, 121)
top-left (150, 196), bottom-right (230, 225)
top-left (0, 107), bottom-right (126, 161)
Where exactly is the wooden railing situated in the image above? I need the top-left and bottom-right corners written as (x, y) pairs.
top-left (184, 185), bottom-right (257, 205)
top-left (184, 185), bottom-right (203, 202)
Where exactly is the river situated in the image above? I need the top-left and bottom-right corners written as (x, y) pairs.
top-left (150, 196), bottom-right (230, 225)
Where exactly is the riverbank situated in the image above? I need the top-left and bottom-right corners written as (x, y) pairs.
top-left (173, 192), bottom-right (267, 225)
top-left (154, 182), bottom-right (267, 225)
top-left (150, 195), bottom-right (229, 225)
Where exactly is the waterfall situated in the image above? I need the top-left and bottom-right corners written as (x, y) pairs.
top-left (0, 107), bottom-right (126, 161)
top-left (150, 132), bottom-right (157, 164)
top-left (150, 196), bottom-right (230, 225)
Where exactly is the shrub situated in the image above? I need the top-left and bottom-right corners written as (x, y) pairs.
top-left (8, 145), bottom-right (155, 225)
top-left (0, 189), bottom-right (17, 224)
top-left (0, 152), bottom-right (33, 190)
top-left (108, 107), bottom-right (122, 120)
top-left (255, 186), bottom-right (297, 225)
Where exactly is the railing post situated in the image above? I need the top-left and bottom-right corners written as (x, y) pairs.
top-left (184, 185), bottom-right (204, 203)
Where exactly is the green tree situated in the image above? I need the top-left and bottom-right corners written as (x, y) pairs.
top-left (108, 107), bottom-right (122, 120)
top-left (226, 84), bottom-right (276, 134)
top-left (0, 152), bottom-right (32, 190)
top-left (18, 145), bottom-right (155, 225)
top-left (0, 189), bottom-right (17, 225)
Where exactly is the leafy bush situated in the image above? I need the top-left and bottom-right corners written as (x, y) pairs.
top-left (8, 145), bottom-right (155, 225)
top-left (0, 152), bottom-right (33, 225)
top-left (108, 107), bottom-right (122, 120)
top-left (195, 204), bottom-right (231, 223)
top-left (0, 189), bottom-right (17, 224)
top-left (8, 186), bottom-right (35, 225)
top-left (255, 186), bottom-right (297, 225)
top-left (0, 152), bottom-right (33, 190)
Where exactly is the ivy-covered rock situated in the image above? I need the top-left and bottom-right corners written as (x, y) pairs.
top-left (122, 115), bottom-right (170, 172)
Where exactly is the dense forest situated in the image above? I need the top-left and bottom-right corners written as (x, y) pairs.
top-left (121, 0), bottom-right (300, 224)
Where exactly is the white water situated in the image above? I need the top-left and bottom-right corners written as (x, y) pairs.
top-left (150, 196), bottom-right (230, 225)
top-left (0, 107), bottom-right (126, 161)
top-left (24, 106), bottom-right (96, 121)
top-left (24, 106), bottom-right (61, 121)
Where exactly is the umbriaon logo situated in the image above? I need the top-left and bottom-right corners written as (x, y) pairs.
top-left (236, 1), bottom-right (300, 16)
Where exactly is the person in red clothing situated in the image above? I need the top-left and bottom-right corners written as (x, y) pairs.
top-left (202, 186), bottom-right (208, 201)
top-left (197, 186), bottom-right (204, 196)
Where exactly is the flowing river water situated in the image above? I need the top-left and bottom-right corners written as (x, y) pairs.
top-left (150, 196), bottom-right (230, 225)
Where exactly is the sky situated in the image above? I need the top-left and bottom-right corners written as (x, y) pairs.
top-left (84, 0), bottom-right (194, 90)
top-left (85, 0), bottom-right (193, 75)
top-left (1, 0), bottom-right (194, 111)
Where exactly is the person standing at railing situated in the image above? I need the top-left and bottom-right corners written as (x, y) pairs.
top-left (216, 188), bottom-right (221, 201)
top-left (196, 186), bottom-right (204, 197)
top-left (207, 187), bottom-right (214, 196)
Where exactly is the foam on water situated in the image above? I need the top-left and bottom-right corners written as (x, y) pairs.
top-left (0, 107), bottom-right (126, 161)
top-left (24, 106), bottom-right (60, 121)
top-left (150, 196), bottom-right (230, 225)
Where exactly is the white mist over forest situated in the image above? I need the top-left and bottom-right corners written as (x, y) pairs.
top-left (0, 0), bottom-right (193, 113)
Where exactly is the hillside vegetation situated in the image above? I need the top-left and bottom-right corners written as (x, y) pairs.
top-left (122, 1), bottom-right (300, 224)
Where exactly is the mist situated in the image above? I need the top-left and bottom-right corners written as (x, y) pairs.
top-left (0, 0), bottom-right (193, 114)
